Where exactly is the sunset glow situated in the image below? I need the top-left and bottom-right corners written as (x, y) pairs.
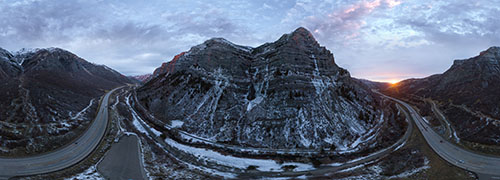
top-left (387, 79), bottom-right (400, 84)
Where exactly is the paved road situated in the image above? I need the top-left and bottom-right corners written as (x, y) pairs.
top-left (377, 92), bottom-right (500, 180)
top-left (0, 88), bottom-right (119, 179)
top-left (97, 135), bottom-right (146, 180)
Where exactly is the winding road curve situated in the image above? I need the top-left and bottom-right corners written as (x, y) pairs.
top-left (0, 88), bottom-right (119, 180)
top-left (377, 92), bottom-right (500, 180)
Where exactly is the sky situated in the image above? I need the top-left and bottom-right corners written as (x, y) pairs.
top-left (1, 0), bottom-right (500, 82)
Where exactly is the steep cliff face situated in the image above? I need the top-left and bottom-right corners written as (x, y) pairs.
top-left (0, 47), bottom-right (135, 156)
top-left (137, 27), bottom-right (402, 151)
top-left (387, 47), bottom-right (500, 145)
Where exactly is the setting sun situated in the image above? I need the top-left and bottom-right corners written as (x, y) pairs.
top-left (388, 80), bottom-right (399, 84)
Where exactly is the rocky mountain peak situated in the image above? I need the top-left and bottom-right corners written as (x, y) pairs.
top-left (14, 47), bottom-right (77, 64)
top-left (204, 37), bottom-right (233, 45)
top-left (21, 47), bottom-right (84, 72)
top-left (200, 37), bottom-right (253, 53)
top-left (151, 51), bottom-right (187, 78)
top-left (276, 27), bottom-right (319, 48)
top-left (291, 27), bottom-right (315, 39)
top-left (13, 47), bottom-right (134, 87)
top-left (14, 47), bottom-right (67, 56)
top-left (478, 46), bottom-right (500, 59)
top-left (137, 27), bottom-right (401, 151)
top-left (32, 47), bottom-right (75, 57)
top-left (451, 46), bottom-right (500, 69)
top-left (12, 48), bottom-right (36, 65)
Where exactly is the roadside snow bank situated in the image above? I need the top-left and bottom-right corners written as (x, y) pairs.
top-left (164, 138), bottom-right (314, 172)
top-left (65, 166), bottom-right (104, 180)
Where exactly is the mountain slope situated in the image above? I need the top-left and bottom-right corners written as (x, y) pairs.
top-left (0, 48), bottom-right (22, 80)
top-left (136, 27), bottom-right (405, 152)
top-left (386, 47), bottom-right (500, 145)
top-left (0, 47), bottom-right (135, 156)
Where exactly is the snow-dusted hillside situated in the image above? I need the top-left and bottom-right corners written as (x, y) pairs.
top-left (386, 46), bottom-right (500, 145)
top-left (0, 47), bottom-right (135, 156)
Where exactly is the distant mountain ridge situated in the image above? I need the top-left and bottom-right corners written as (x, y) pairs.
top-left (130, 73), bottom-right (152, 83)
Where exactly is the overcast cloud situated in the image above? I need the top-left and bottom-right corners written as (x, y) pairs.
top-left (1, 0), bottom-right (499, 82)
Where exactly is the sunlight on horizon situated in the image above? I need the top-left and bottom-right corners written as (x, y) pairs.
top-left (387, 79), bottom-right (400, 84)
top-left (368, 78), bottom-right (401, 84)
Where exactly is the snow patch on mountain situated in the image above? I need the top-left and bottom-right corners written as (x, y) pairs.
top-left (210, 38), bottom-right (253, 52)
top-left (387, 158), bottom-right (430, 179)
top-left (70, 99), bottom-right (95, 120)
top-left (171, 120), bottom-right (184, 128)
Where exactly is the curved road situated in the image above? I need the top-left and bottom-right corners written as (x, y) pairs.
top-left (0, 88), bottom-right (119, 179)
top-left (378, 92), bottom-right (500, 180)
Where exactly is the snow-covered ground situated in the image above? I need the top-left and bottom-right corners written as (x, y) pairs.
top-left (170, 120), bottom-right (184, 128)
top-left (387, 158), bottom-right (430, 179)
top-left (125, 94), bottom-right (161, 137)
top-left (422, 117), bottom-right (429, 124)
top-left (64, 166), bottom-right (104, 180)
top-left (330, 157), bottom-right (430, 180)
top-left (164, 137), bottom-right (315, 172)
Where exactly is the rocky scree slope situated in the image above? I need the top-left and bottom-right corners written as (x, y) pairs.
top-left (385, 47), bottom-right (500, 145)
top-left (0, 47), bottom-right (135, 156)
top-left (137, 28), bottom-right (405, 152)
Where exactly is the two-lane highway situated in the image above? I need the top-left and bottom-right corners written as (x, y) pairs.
top-left (376, 92), bottom-right (500, 180)
top-left (0, 88), bottom-right (119, 179)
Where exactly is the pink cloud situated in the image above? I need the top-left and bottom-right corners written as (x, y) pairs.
top-left (341, 0), bottom-right (402, 18)
top-left (306, 0), bottom-right (402, 45)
